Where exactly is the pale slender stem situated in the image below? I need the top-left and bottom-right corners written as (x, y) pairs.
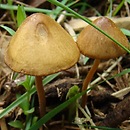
top-left (35, 76), bottom-right (46, 118)
top-left (82, 59), bottom-right (100, 108)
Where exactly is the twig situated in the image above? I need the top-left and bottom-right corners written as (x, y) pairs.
top-left (90, 56), bottom-right (123, 86)
top-left (124, 1), bottom-right (130, 16)
top-left (112, 86), bottom-right (130, 99)
top-left (97, 73), bottom-right (116, 90)
top-left (57, 11), bottom-right (66, 24)
top-left (78, 104), bottom-right (99, 130)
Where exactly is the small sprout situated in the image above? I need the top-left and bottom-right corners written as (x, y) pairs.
top-left (66, 85), bottom-right (80, 99)
top-left (8, 120), bottom-right (24, 129)
top-left (66, 85), bottom-right (80, 121)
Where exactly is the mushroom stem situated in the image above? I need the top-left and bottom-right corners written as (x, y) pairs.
top-left (82, 59), bottom-right (100, 108)
top-left (35, 76), bottom-right (46, 118)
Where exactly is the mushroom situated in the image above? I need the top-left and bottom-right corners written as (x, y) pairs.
top-left (4, 13), bottom-right (80, 119)
top-left (77, 16), bottom-right (129, 108)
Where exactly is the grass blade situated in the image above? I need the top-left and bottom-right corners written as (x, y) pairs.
top-left (113, 0), bottom-right (125, 16)
top-left (29, 91), bottom-right (85, 130)
top-left (0, 25), bottom-right (15, 35)
top-left (121, 28), bottom-right (130, 36)
top-left (0, 4), bottom-right (51, 14)
top-left (29, 69), bottom-right (130, 129)
top-left (16, 5), bottom-right (26, 27)
top-left (0, 73), bottom-right (60, 119)
top-left (47, 0), bottom-right (130, 54)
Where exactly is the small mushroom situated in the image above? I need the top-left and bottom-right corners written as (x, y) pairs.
top-left (77, 16), bottom-right (129, 108)
top-left (5, 13), bottom-right (80, 119)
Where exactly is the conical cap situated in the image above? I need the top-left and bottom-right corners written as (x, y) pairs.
top-left (5, 13), bottom-right (80, 76)
top-left (77, 17), bottom-right (129, 60)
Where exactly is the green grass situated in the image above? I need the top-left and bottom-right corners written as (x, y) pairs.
top-left (47, 0), bottom-right (130, 54)
top-left (112, 0), bottom-right (125, 16)
top-left (0, 4), bottom-right (51, 13)
top-left (0, 0), bottom-right (130, 129)
top-left (0, 73), bottom-right (60, 119)
top-left (0, 25), bottom-right (15, 35)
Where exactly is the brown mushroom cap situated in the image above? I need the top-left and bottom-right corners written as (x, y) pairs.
top-left (5, 13), bottom-right (80, 76)
top-left (77, 17), bottom-right (129, 60)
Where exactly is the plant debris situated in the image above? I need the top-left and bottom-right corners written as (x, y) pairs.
top-left (0, 0), bottom-right (130, 129)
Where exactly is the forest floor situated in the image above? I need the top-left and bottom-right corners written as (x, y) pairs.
top-left (0, 0), bottom-right (130, 130)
